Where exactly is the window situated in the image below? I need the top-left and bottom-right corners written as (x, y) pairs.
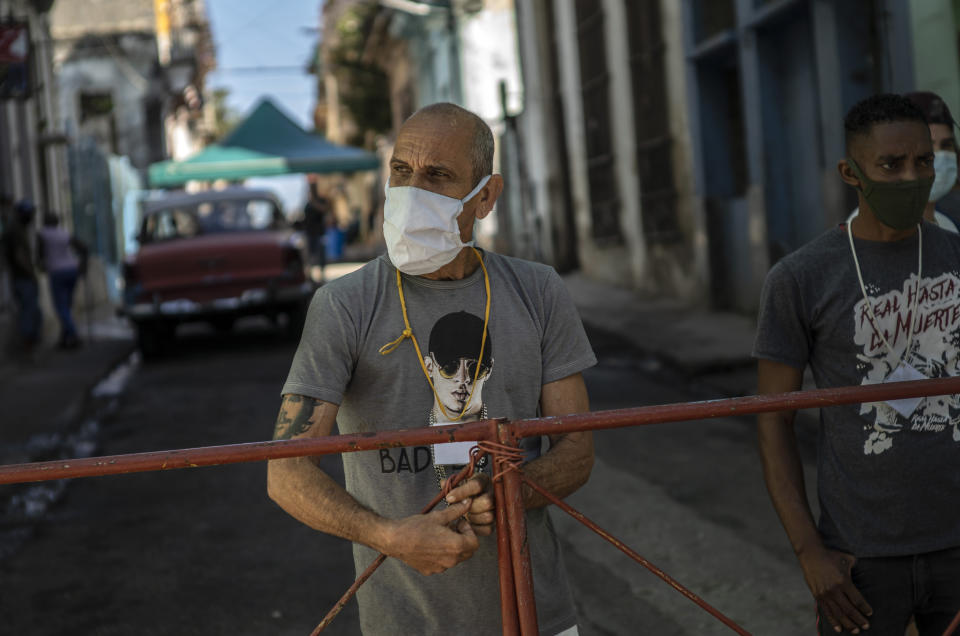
top-left (79, 93), bottom-right (113, 122)
top-left (625, 0), bottom-right (680, 243)
top-left (142, 208), bottom-right (200, 243)
top-left (692, 0), bottom-right (736, 43)
top-left (144, 198), bottom-right (284, 242)
top-left (575, 0), bottom-right (623, 243)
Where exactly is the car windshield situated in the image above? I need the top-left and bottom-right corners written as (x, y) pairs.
top-left (141, 198), bottom-right (285, 242)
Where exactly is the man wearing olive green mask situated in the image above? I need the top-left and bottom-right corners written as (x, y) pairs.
top-left (754, 93), bottom-right (960, 635)
top-left (847, 91), bottom-right (960, 233)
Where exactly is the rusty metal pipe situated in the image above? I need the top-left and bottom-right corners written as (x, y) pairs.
top-left (521, 473), bottom-right (752, 635)
top-left (310, 464), bottom-right (473, 634)
top-left (495, 474), bottom-right (520, 636)
top-left (943, 608), bottom-right (960, 636)
top-left (492, 420), bottom-right (521, 636)
top-left (0, 419), bottom-right (497, 485)
top-left (3, 378), bottom-right (960, 486)
top-left (311, 553), bottom-right (386, 635)
top-left (511, 376), bottom-right (960, 438)
top-left (498, 424), bottom-right (539, 635)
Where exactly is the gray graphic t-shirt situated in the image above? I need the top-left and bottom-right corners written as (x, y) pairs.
top-left (283, 251), bottom-right (597, 635)
top-left (754, 223), bottom-right (960, 557)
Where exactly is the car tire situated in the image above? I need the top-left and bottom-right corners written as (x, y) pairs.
top-left (136, 321), bottom-right (173, 360)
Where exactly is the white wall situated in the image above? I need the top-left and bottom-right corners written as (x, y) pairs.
top-left (457, 2), bottom-right (524, 248)
top-left (910, 0), bottom-right (960, 118)
top-left (458, 6), bottom-right (523, 121)
top-left (55, 46), bottom-right (154, 170)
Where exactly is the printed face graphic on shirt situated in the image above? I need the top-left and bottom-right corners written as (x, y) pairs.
top-left (423, 310), bottom-right (494, 422)
top-left (853, 271), bottom-right (960, 454)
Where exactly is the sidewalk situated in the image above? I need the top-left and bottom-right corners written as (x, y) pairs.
top-left (562, 271), bottom-right (757, 377)
top-left (0, 308), bottom-right (134, 466)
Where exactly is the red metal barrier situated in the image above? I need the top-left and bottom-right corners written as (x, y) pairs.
top-left (3, 376), bottom-right (959, 485)
top-left (945, 608), bottom-right (960, 636)
top-left (3, 376), bottom-right (960, 635)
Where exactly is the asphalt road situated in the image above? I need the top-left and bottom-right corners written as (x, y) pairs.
top-left (0, 319), bottom-right (818, 635)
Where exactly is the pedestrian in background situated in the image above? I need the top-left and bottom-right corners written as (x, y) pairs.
top-left (1, 199), bottom-right (41, 352)
top-left (755, 94), bottom-right (960, 635)
top-left (302, 195), bottom-right (329, 282)
top-left (37, 212), bottom-right (87, 349)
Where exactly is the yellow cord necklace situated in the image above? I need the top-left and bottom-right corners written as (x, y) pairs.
top-left (378, 247), bottom-right (491, 422)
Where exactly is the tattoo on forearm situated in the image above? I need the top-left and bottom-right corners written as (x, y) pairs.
top-left (274, 395), bottom-right (320, 440)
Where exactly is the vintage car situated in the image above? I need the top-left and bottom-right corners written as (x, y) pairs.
top-left (121, 188), bottom-right (314, 356)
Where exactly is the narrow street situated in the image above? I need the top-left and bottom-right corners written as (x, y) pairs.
top-left (0, 321), bottom-right (816, 635)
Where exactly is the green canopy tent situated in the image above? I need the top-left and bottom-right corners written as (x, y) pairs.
top-left (148, 98), bottom-right (380, 187)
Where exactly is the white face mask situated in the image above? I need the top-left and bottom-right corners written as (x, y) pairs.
top-left (383, 175), bottom-right (491, 275)
top-left (929, 150), bottom-right (958, 202)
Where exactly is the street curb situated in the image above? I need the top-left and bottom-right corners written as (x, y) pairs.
top-left (0, 341), bottom-right (136, 468)
top-left (0, 342), bottom-right (137, 562)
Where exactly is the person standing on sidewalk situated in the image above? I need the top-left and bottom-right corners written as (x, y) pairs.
top-left (755, 93), bottom-right (960, 635)
top-left (37, 212), bottom-right (87, 349)
top-left (268, 102), bottom-right (596, 636)
top-left (2, 199), bottom-right (41, 352)
top-left (302, 195), bottom-right (329, 282)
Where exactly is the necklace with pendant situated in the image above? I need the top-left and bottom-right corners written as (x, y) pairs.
top-left (429, 404), bottom-right (488, 492)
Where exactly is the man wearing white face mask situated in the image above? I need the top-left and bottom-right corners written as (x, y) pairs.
top-left (847, 91), bottom-right (960, 233)
top-left (268, 103), bottom-right (596, 636)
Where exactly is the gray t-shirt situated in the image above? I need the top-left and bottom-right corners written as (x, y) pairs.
top-left (283, 251), bottom-right (597, 635)
top-left (754, 223), bottom-right (960, 557)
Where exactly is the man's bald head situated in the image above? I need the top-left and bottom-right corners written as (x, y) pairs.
top-left (403, 103), bottom-right (494, 185)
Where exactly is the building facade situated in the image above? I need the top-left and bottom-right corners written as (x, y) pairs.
top-left (49, 0), bottom-right (215, 303)
top-left (0, 0), bottom-right (69, 345)
top-left (309, 0), bottom-right (960, 312)
top-left (0, 0), bottom-right (67, 218)
top-left (512, 0), bottom-right (960, 311)
top-left (313, 0), bottom-right (523, 252)
top-left (50, 0), bottom-right (214, 172)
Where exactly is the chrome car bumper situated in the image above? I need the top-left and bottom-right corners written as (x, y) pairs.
top-left (124, 281), bottom-right (314, 320)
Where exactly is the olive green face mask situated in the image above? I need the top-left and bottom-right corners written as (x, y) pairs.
top-left (846, 158), bottom-right (934, 230)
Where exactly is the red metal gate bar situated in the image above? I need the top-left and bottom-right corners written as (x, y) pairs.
top-left (495, 426), bottom-right (539, 635)
top-left (3, 376), bottom-right (960, 486)
top-left (520, 468), bottom-right (752, 635)
top-left (3, 377), bottom-right (959, 635)
top-left (945, 609), bottom-right (960, 636)
top-left (0, 418), bottom-right (498, 485)
top-left (510, 376), bottom-right (960, 438)
top-left (495, 470), bottom-right (520, 636)
top-left (310, 461), bottom-right (477, 636)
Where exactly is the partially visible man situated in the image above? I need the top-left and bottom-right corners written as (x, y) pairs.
top-left (2, 199), bottom-right (41, 352)
top-left (755, 94), bottom-right (960, 635)
top-left (267, 103), bottom-right (596, 635)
